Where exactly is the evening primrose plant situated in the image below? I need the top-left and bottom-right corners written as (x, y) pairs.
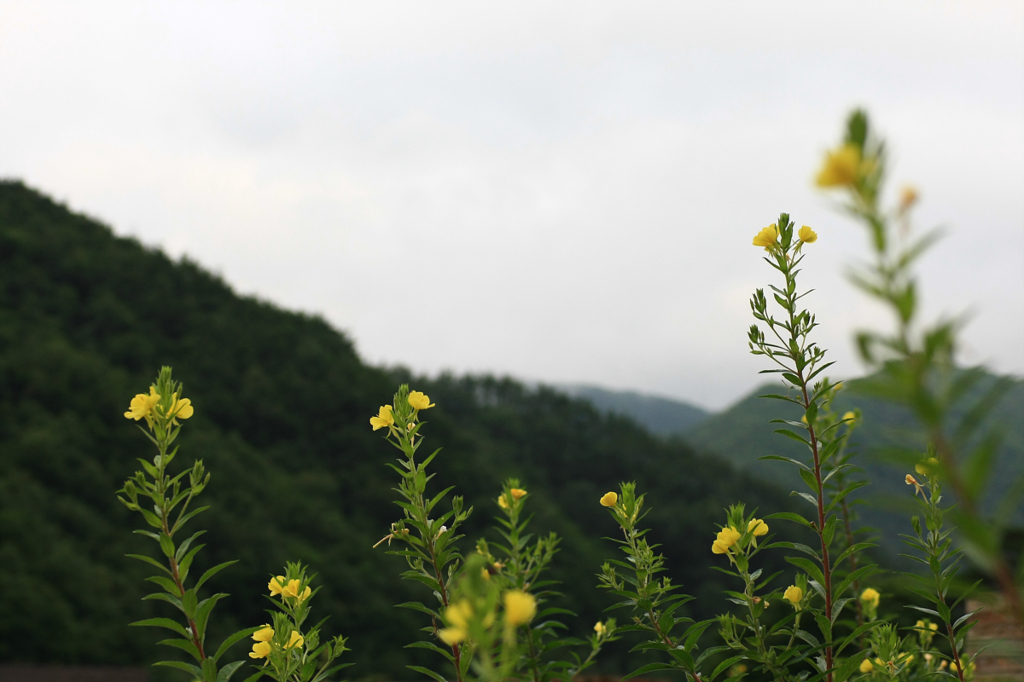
top-left (819, 111), bottom-right (1023, 629)
top-left (370, 386), bottom-right (616, 682)
top-left (118, 367), bottom-right (258, 682)
top-left (246, 562), bottom-right (350, 682)
top-left (119, 368), bottom-right (348, 682)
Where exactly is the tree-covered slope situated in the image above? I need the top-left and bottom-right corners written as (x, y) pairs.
top-left (0, 181), bottom-right (797, 676)
top-left (682, 374), bottom-right (1024, 554)
top-left (561, 384), bottom-right (710, 435)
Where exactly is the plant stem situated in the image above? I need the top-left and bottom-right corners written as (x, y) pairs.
top-left (156, 441), bottom-right (206, 661)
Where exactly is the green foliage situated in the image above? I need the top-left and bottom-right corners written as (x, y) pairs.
top-left (598, 482), bottom-right (724, 682)
top-left (747, 214), bottom-right (880, 682)
top-left (0, 180), bottom-right (793, 674)
top-left (118, 367), bottom-right (257, 682)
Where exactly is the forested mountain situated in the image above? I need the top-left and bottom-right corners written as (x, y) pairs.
top-left (0, 181), bottom-right (798, 677)
top-left (560, 384), bottom-right (709, 435)
top-left (683, 374), bottom-right (1024, 555)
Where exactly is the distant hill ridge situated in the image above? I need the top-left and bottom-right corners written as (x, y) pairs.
top-left (559, 384), bottom-right (710, 435)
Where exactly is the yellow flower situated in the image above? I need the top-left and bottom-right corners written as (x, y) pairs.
top-left (900, 186), bottom-right (919, 210)
top-left (905, 474), bottom-right (919, 486)
top-left (712, 526), bottom-right (742, 554)
top-left (842, 411), bottom-right (856, 422)
top-left (510, 488), bottom-right (527, 500)
top-left (282, 579), bottom-right (307, 600)
top-left (268, 576), bottom-right (286, 597)
top-left (860, 587), bottom-right (880, 608)
top-left (594, 621), bottom-right (607, 636)
top-left (784, 585), bottom-right (803, 608)
top-left (438, 627), bottom-right (466, 645)
top-left (286, 630), bottom-right (304, 649)
top-left (124, 387), bottom-right (161, 421)
top-left (929, 622), bottom-right (938, 632)
top-left (748, 518), bottom-right (768, 537)
top-left (253, 625), bottom-right (274, 642)
top-left (438, 599), bottom-right (472, 644)
top-left (860, 658), bottom-right (873, 674)
top-left (408, 391), bottom-right (435, 411)
top-left (798, 225), bottom-right (818, 243)
top-left (168, 393), bottom-right (194, 420)
top-left (370, 404), bottom-right (394, 431)
top-left (600, 492), bottom-right (618, 507)
top-left (752, 224), bottom-right (779, 249)
top-left (939, 661), bottom-right (948, 670)
top-left (915, 458), bottom-right (939, 476)
top-left (815, 144), bottom-right (861, 188)
top-left (249, 640), bottom-right (272, 659)
top-left (504, 590), bottom-right (537, 626)
top-left (497, 495), bottom-right (509, 510)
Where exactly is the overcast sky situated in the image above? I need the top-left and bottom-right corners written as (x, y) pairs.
top-left (1, 1), bottom-right (1022, 410)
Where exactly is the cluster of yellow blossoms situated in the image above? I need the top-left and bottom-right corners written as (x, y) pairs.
top-left (711, 518), bottom-right (767, 555)
top-left (752, 224), bottom-right (817, 250)
top-left (438, 590), bottom-right (537, 645)
top-left (123, 387), bottom-right (194, 424)
top-left (497, 487), bottom-right (527, 509)
top-left (248, 624), bottom-right (305, 660)
top-left (268, 576), bottom-right (312, 603)
top-left (370, 390), bottom-right (435, 431)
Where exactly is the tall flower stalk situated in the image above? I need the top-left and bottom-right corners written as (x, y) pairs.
top-left (748, 217), bottom-right (877, 682)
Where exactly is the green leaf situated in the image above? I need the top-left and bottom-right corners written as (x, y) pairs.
top-left (130, 617), bottom-right (189, 638)
top-left (774, 429), bottom-right (811, 447)
top-left (407, 665), bottom-right (450, 682)
top-left (760, 455), bottom-right (811, 471)
top-left (196, 561), bottom-right (238, 592)
top-left (139, 508), bottom-right (164, 529)
top-left (126, 553), bottom-right (171, 574)
top-left (785, 556), bottom-right (825, 586)
top-left (173, 505), bottom-right (211, 532)
top-left (622, 662), bottom-right (680, 680)
top-left (214, 626), bottom-right (261, 662)
top-left (765, 512), bottom-right (813, 528)
top-left (195, 593), bottom-right (229, 641)
top-left (175, 530), bottom-right (207, 562)
top-left (159, 533), bottom-right (176, 558)
top-left (217, 661), bottom-right (247, 682)
top-left (145, 574), bottom-right (182, 596)
top-left (712, 655), bottom-right (747, 681)
top-left (154, 661), bottom-right (203, 677)
top-left (202, 657), bottom-right (218, 682)
top-left (157, 637), bottom-right (201, 659)
top-left (405, 640), bottom-right (456, 662)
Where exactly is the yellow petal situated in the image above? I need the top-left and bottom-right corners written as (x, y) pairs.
top-left (253, 625), bottom-right (274, 642)
top-left (438, 627), bottom-right (466, 645)
top-left (798, 225), bottom-right (818, 243)
top-left (408, 391), bottom-right (435, 411)
top-left (599, 492), bottom-right (618, 507)
top-left (504, 590), bottom-right (537, 626)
